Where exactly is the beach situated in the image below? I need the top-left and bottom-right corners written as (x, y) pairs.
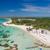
top-left (3, 19), bottom-right (50, 48)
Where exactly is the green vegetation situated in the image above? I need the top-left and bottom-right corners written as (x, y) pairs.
top-left (11, 17), bottom-right (50, 30)
top-left (11, 18), bottom-right (34, 25)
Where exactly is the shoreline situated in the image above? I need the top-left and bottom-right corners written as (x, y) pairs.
top-left (2, 19), bottom-right (50, 48)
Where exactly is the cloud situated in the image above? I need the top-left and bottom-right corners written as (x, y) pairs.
top-left (21, 5), bottom-right (38, 12)
top-left (8, 10), bottom-right (16, 12)
top-left (21, 5), bottom-right (49, 14)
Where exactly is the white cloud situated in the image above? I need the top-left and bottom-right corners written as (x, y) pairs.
top-left (21, 5), bottom-right (49, 13)
top-left (21, 5), bottom-right (38, 12)
top-left (8, 10), bottom-right (16, 12)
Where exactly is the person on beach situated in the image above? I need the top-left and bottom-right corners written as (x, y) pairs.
top-left (26, 27), bottom-right (32, 31)
top-left (41, 30), bottom-right (43, 34)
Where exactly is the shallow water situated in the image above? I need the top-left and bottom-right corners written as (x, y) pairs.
top-left (0, 25), bottom-right (38, 50)
top-left (0, 18), bottom-right (8, 23)
top-left (0, 18), bottom-right (50, 50)
top-left (0, 25), bottom-right (50, 50)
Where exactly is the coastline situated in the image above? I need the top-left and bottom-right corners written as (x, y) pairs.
top-left (3, 19), bottom-right (50, 48)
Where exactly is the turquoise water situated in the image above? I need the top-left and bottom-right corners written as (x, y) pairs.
top-left (0, 25), bottom-right (36, 50)
top-left (0, 18), bottom-right (8, 23)
top-left (0, 25), bottom-right (50, 50)
top-left (0, 18), bottom-right (50, 50)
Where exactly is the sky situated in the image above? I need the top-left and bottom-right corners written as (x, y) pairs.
top-left (0, 0), bottom-right (49, 17)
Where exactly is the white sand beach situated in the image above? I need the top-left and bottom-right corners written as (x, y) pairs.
top-left (3, 19), bottom-right (50, 48)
